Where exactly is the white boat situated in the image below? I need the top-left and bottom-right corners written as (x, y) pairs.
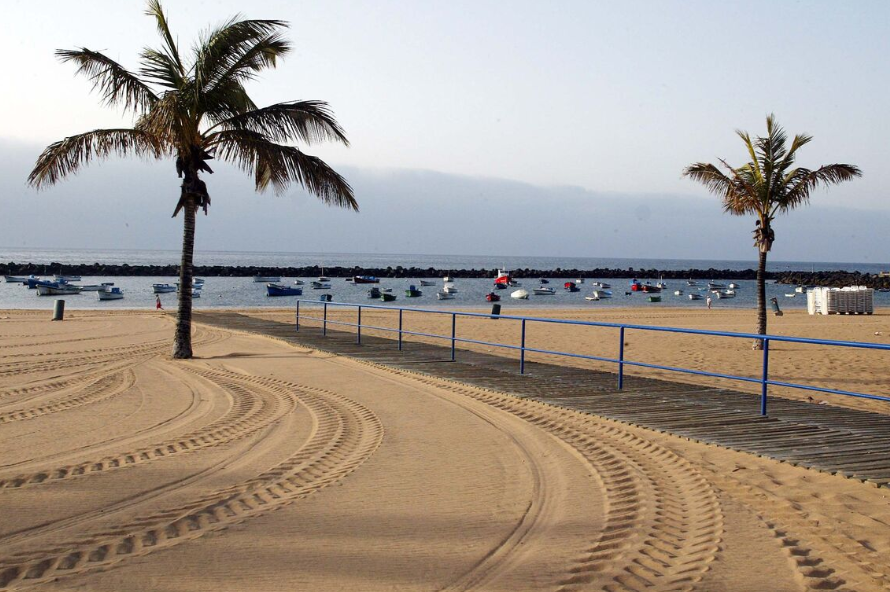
top-left (591, 290), bottom-right (612, 299)
top-left (443, 284), bottom-right (458, 293)
top-left (688, 293), bottom-right (703, 300)
top-left (533, 286), bottom-right (555, 295)
top-left (687, 279), bottom-right (698, 286)
top-left (53, 274), bottom-right (82, 282)
top-left (715, 289), bottom-right (736, 299)
top-left (79, 282), bottom-right (115, 291)
top-left (419, 280), bottom-right (436, 286)
top-left (728, 283), bottom-right (740, 289)
top-left (4, 275), bottom-right (31, 283)
top-left (254, 275), bottom-right (281, 283)
top-left (585, 295), bottom-right (600, 301)
top-left (575, 278), bottom-right (584, 284)
top-left (97, 287), bottom-right (124, 301)
top-left (656, 276), bottom-right (668, 289)
top-left (37, 284), bottom-right (82, 296)
top-left (784, 293), bottom-right (796, 298)
top-left (293, 279), bottom-right (304, 285)
top-left (443, 276), bottom-right (454, 283)
top-left (311, 281), bottom-right (331, 290)
top-left (436, 290), bottom-right (454, 300)
top-left (153, 283), bottom-right (176, 294)
top-left (707, 281), bottom-right (726, 290)
top-left (591, 282), bottom-right (611, 289)
top-left (674, 290), bottom-right (684, 296)
top-left (511, 289), bottom-right (529, 299)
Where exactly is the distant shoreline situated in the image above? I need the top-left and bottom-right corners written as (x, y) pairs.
top-left (3, 262), bottom-right (889, 288)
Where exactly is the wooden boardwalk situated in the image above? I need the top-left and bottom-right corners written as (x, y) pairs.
top-left (195, 311), bottom-right (890, 487)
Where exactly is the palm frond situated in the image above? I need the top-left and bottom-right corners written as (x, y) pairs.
top-left (209, 129), bottom-right (356, 209)
top-left (56, 48), bottom-right (157, 112)
top-left (199, 80), bottom-right (258, 125)
top-left (780, 164), bottom-right (863, 212)
top-left (144, 0), bottom-right (185, 78)
top-left (210, 100), bottom-right (349, 146)
top-left (139, 47), bottom-right (185, 89)
top-left (28, 129), bottom-right (165, 189)
top-left (194, 19), bottom-right (289, 92)
top-left (136, 92), bottom-right (189, 147)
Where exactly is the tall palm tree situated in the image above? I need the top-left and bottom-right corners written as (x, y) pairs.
top-left (28, 1), bottom-right (357, 358)
top-left (683, 114), bottom-right (860, 348)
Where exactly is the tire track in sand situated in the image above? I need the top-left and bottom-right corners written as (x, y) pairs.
top-left (0, 369), bottom-right (383, 591)
top-left (0, 364), bottom-right (286, 488)
top-left (340, 359), bottom-right (725, 592)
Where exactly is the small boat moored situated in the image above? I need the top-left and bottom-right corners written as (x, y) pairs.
top-left (79, 282), bottom-right (115, 292)
top-left (37, 284), bottom-right (83, 296)
top-left (688, 293), bottom-right (703, 300)
top-left (380, 293), bottom-right (396, 302)
top-left (352, 275), bottom-right (380, 284)
top-left (405, 285), bottom-right (422, 297)
top-left (319, 293), bottom-right (332, 302)
top-left (311, 281), bottom-right (332, 290)
top-left (153, 283), bottom-right (176, 293)
top-left (367, 287), bottom-right (381, 299)
top-left (648, 295), bottom-right (662, 303)
top-left (436, 291), bottom-right (454, 300)
top-left (511, 289), bottom-right (529, 300)
top-left (97, 287), bottom-right (124, 300)
top-left (533, 286), bottom-right (555, 295)
top-left (563, 282), bottom-right (580, 292)
top-left (485, 292), bottom-right (500, 302)
top-left (266, 283), bottom-right (303, 297)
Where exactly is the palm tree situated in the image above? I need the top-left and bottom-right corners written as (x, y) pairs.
top-left (683, 114), bottom-right (860, 348)
top-left (28, 1), bottom-right (357, 358)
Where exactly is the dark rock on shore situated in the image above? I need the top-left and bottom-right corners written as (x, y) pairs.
top-left (773, 272), bottom-right (890, 290)
top-left (5, 261), bottom-right (887, 287)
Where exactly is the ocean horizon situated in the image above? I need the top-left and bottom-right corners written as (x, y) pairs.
top-left (2, 247), bottom-right (888, 275)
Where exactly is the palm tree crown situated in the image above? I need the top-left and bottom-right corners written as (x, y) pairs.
top-left (683, 114), bottom-right (859, 252)
top-left (28, 1), bottom-right (356, 358)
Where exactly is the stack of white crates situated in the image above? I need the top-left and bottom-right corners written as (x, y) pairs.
top-left (806, 286), bottom-right (874, 315)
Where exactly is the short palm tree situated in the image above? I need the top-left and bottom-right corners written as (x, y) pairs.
top-left (28, 1), bottom-right (357, 358)
top-left (683, 114), bottom-right (860, 348)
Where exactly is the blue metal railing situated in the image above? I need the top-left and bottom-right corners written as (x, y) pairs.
top-left (293, 300), bottom-right (890, 415)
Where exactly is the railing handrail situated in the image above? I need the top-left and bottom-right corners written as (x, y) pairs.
top-left (293, 299), bottom-right (890, 414)
top-left (297, 299), bottom-right (890, 351)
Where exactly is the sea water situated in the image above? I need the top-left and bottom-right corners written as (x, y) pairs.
top-left (1, 248), bottom-right (887, 311)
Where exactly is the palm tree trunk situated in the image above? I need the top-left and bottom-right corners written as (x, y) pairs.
top-left (753, 249), bottom-right (768, 350)
top-left (173, 195), bottom-right (195, 359)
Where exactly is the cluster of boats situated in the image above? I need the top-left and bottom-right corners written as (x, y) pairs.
top-left (4, 274), bottom-right (123, 300)
top-left (152, 278), bottom-right (205, 297)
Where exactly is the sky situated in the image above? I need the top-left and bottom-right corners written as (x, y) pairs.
top-left (1, 0), bottom-right (888, 264)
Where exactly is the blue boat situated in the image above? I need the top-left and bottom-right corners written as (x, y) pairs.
top-left (266, 283), bottom-right (303, 297)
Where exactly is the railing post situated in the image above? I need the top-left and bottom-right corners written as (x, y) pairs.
top-left (451, 313), bottom-right (456, 361)
top-left (398, 309), bottom-right (403, 351)
top-left (357, 305), bottom-right (362, 345)
top-left (761, 337), bottom-right (769, 416)
top-left (520, 318), bottom-right (527, 374)
top-left (323, 302), bottom-right (328, 336)
top-left (618, 326), bottom-right (625, 390)
top-left (295, 300), bottom-right (299, 331)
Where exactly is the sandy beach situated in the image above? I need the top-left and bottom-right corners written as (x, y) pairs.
top-left (2, 307), bottom-right (890, 591)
